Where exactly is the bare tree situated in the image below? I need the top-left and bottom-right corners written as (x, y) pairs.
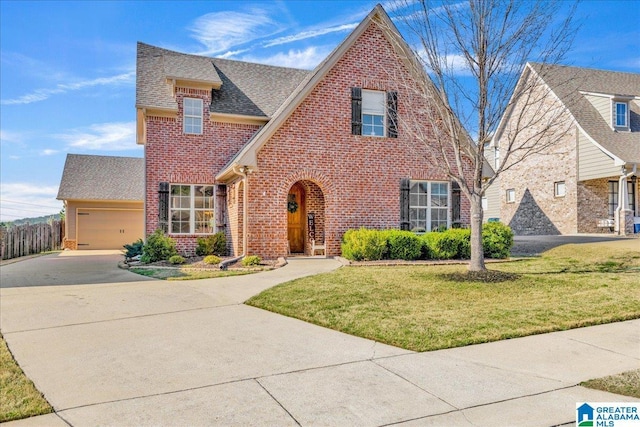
top-left (385, 0), bottom-right (579, 271)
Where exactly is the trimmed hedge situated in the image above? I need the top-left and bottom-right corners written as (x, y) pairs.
top-left (340, 224), bottom-right (513, 261)
top-left (383, 230), bottom-right (422, 260)
top-left (482, 222), bottom-right (514, 259)
top-left (341, 228), bottom-right (388, 261)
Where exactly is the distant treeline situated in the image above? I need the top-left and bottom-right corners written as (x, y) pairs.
top-left (0, 214), bottom-right (62, 228)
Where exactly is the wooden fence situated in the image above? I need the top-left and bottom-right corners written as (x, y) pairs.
top-left (0, 220), bottom-right (65, 260)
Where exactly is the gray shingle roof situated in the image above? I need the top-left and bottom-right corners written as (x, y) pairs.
top-left (57, 154), bottom-right (144, 201)
top-left (530, 63), bottom-right (640, 164)
top-left (211, 58), bottom-right (309, 117)
top-left (136, 42), bottom-right (309, 117)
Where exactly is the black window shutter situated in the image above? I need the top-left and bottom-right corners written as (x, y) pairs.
top-left (158, 182), bottom-right (169, 233)
top-left (400, 178), bottom-right (411, 230)
top-left (387, 91), bottom-right (398, 138)
top-left (452, 181), bottom-right (461, 226)
top-left (351, 87), bottom-right (362, 135)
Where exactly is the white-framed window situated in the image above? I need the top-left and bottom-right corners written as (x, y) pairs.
top-left (362, 90), bottom-right (386, 137)
top-left (409, 181), bottom-right (449, 231)
top-left (494, 147), bottom-right (500, 170)
top-left (554, 181), bottom-right (566, 197)
top-left (506, 188), bottom-right (515, 203)
top-left (608, 180), bottom-right (636, 217)
top-left (481, 196), bottom-right (488, 211)
top-left (614, 102), bottom-right (628, 128)
top-left (184, 98), bottom-right (203, 134)
top-left (170, 184), bottom-right (214, 234)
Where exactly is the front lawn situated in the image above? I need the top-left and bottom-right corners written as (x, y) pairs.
top-left (129, 267), bottom-right (255, 281)
top-left (581, 369), bottom-right (640, 398)
top-left (247, 240), bottom-right (640, 352)
top-left (0, 334), bottom-right (52, 422)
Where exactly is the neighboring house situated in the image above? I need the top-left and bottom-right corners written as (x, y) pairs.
top-left (136, 5), bottom-right (472, 259)
top-left (57, 154), bottom-right (144, 250)
top-left (493, 63), bottom-right (640, 235)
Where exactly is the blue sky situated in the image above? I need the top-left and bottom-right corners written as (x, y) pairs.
top-left (1, 0), bottom-right (639, 222)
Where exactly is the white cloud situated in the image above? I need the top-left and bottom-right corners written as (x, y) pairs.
top-left (242, 46), bottom-right (331, 70)
top-left (0, 71), bottom-right (135, 106)
top-left (190, 9), bottom-right (281, 55)
top-left (56, 121), bottom-right (139, 151)
top-left (0, 182), bottom-right (61, 222)
top-left (0, 130), bottom-right (25, 144)
top-left (263, 23), bottom-right (357, 47)
top-left (40, 149), bottom-right (58, 156)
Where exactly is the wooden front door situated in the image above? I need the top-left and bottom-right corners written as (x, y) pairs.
top-left (287, 182), bottom-right (305, 253)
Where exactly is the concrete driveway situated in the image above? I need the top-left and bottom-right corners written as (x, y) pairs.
top-left (0, 250), bottom-right (154, 288)
top-left (1, 252), bottom-right (638, 426)
top-left (511, 234), bottom-right (639, 256)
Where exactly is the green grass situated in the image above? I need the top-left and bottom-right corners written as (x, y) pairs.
top-left (130, 267), bottom-right (255, 280)
top-left (247, 240), bottom-right (640, 352)
top-left (581, 369), bottom-right (640, 398)
top-left (0, 334), bottom-right (52, 422)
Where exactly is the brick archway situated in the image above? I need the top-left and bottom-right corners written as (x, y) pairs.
top-left (282, 170), bottom-right (331, 255)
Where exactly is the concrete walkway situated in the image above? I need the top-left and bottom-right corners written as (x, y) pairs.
top-left (1, 253), bottom-right (638, 426)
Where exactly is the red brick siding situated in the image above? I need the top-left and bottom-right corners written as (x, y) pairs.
top-left (144, 22), bottom-right (472, 259)
top-left (144, 87), bottom-right (259, 255)
top-left (244, 23), bottom-right (471, 258)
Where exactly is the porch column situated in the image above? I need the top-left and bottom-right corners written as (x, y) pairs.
top-left (616, 165), bottom-right (637, 235)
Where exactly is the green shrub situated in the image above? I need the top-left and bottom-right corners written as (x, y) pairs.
top-left (123, 239), bottom-right (144, 259)
top-left (384, 230), bottom-right (422, 260)
top-left (242, 255), bottom-right (261, 267)
top-left (437, 228), bottom-right (471, 259)
top-left (341, 228), bottom-right (388, 261)
top-left (420, 229), bottom-right (471, 259)
top-left (482, 222), bottom-right (514, 259)
top-left (169, 255), bottom-right (185, 265)
top-left (203, 255), bottom-right (222, 265)
top-left (195, 232), bottom-right (227, 256)
top-left (421, 232), bottom-right (449, 259)
top-left (141, 229), bottom-right (177, 263)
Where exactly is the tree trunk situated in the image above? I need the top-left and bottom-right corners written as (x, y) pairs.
top-left (469, 193), bottom-right (486, 271)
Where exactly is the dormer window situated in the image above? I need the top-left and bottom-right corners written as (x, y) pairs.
top-left (614, 102), bottom-right (628, 128)
top-left (184, 98), bottom-right (203, 135)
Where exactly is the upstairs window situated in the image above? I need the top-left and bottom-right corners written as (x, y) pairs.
top-left (362, 90), bottom-right (386, 137)
top-left (351, 88), bottom-right (397, 138)
top-left (184, 98), bottom-right (203, 134)
top-left (614, 102), bottom-right (628, 128)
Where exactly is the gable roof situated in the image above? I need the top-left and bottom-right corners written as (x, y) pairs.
top-left (528, 63), bottom-right (640, 164)
top-left (57, 154), bottom-right (144, 201)
top-left (216, 4), bottom-right (422, 181)
top-left (136, 42), bottom-right (309, 117)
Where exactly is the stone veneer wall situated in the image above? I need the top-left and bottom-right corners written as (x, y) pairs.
top-left (577, 178), bottom-right (611, 233)
top-left (498, 72), bottom-right (579, 235)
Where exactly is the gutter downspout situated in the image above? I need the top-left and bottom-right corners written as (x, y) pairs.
top-left (615, 164), bottom-right (637, 234)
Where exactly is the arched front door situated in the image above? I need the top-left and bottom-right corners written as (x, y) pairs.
top-left (287, 182), bottom-right (306, 253)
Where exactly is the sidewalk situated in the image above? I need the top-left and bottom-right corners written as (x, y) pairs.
top-left (1, 257), bottom-right (638, 426)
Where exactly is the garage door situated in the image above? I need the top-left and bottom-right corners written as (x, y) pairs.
top-left (77, 209), bottom-right (144, 250)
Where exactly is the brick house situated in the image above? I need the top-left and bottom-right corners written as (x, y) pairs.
top-left (492, 63), bottom-right (640, 235)
top-left (136, 5), bottom-right (472, 259)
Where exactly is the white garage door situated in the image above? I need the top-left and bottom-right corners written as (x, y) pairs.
top-left (77, 209), bottom-right (144, 250)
